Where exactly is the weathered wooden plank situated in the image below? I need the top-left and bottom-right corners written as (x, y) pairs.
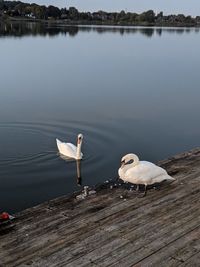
top-left (107, 222), bottom-right (200, 267)
top-left (27, 182), bottom-right (200, 267)
top-left (57, 221), bottom-right (200, 267)
top-left (1, 176), bottom-right (197, 266)
top-left (0, 182), bottom-right (198, 266)
top-left (24, 197), bottom-right (199, 267)
top-left (61, 204), bottom-right (200, 267)
top-left (0, 188), bottom-right (198, 267)
top-left (98, 203), bottom-right (200, 266)
top-left (180, 251), bottom-right (200, 267)
top-left (131, 226), bottom-right (200, 267)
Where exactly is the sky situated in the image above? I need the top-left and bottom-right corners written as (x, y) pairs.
top-left (23, 0), bottom-right (200, 16)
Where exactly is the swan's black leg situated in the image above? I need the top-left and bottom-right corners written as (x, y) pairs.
top-left (116, 177), bottom-right (121, 182)
top-left (138, 184), bottom-right (147, 197)
top-left (143, 184), bottom-right (147, 197)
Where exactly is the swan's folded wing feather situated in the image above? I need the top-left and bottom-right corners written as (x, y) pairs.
top-left (57, 140), bottom-right (77, 158)
top-left (66, 143), bottom-right (77, 152)
top-left (125, 162), bottom-right (168, 184)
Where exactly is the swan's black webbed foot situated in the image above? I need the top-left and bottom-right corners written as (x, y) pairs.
top-left (124, 182), bottom-right (131, 190)
top-left (153, 183), bottom-right (161, 190)
top-left (116, 177), bottom-right (121, 182)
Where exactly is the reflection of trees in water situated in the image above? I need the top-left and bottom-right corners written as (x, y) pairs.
top-left (0, 22), bottom-right (195, 38)
top-left (73, 26), bottom-right (194, 38)
top-left (0, 21), bottom-right (79, 37)
top-left (156, 28), bottom-right (162, 36)
top-left (139, 28), bottom-right (154, 37)
top-left (165, 28), bottom-right (185, 35)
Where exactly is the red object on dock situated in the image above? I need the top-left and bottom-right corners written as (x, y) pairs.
top-left (0, 212), bottom-right (10, 220)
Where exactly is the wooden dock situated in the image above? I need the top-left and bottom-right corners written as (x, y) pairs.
top-left (1, 148), bottom-right (200, 267)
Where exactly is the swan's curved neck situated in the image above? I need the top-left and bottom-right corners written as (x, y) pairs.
top-left (76, 142), bottom-right (82, 159)
top-left (129, 154), bottom-right (139, 167)
top-left (119, 154), bottom-right (140, 176)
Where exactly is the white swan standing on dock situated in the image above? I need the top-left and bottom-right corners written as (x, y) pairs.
top-left (56, 133), bottom-right (83, 160)
top-left (118, 153), bottom-right (175, 196)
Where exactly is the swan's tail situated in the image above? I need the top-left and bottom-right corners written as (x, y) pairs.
top-left (165, 175), bottom-right (175, 181)
top-left (56, 138), bottom-right (62, 148)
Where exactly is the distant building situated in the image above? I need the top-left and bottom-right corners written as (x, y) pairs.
top-left (26, 13), bottom-right (36, 19)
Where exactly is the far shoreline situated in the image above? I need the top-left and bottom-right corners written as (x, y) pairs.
top-left (1, 2), bottom-right (200, 28)
top-left (1, 16), bottom-right (200, 28)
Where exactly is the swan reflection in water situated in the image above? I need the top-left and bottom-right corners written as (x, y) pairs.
top-left (59, 154), bottom-right (82, 186)
top-left (76, 159), bottom-right (82, 186)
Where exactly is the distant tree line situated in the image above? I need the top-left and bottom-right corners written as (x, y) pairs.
top-left (1, 1), bottom-right (200, 26)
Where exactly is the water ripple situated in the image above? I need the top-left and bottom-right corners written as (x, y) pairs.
top-left (0, 120), bottom-right (121, 174)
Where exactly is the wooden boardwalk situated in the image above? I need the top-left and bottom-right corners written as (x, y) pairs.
top-left (1, 148), bottom-right (200, 267)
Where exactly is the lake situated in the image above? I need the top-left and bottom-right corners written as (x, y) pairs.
top-left (0, 22), bottom-right (200, 213)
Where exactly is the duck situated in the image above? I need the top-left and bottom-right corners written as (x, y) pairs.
top-left (118, 153), bottom-right (175, 196)
top-left (56, 133), bottom-right (83, 160)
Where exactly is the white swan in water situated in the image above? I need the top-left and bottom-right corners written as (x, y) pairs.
top-left (118, 153), bottom-right (175, 196)
top-left (56, 133), bottom-right (83, 160)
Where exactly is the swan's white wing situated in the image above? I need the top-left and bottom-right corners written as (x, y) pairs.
top-left (56, 139), bottom-right (77, 158)
top-left (66, 143), bottom-right (77, 152)
top-left (67, 143), bottom-right (83, 157)
top-left (124, 161), bottom-right (168, 185)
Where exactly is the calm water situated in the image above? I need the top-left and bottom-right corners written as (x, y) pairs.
top-left (0, 22), bottom-right (200, 213)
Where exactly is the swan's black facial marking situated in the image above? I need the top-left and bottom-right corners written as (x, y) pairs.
top-left (127, 159), bottom-right (134, 165)
top-left (77, 136), bottom-right (82, 144)
top-left (121, 159), bottom-right (134, 166)
top-left (121, 160), bottom-right (125, 167)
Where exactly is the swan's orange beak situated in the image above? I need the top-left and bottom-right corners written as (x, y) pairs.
top-left (77, 137), bottom-right (82, 144)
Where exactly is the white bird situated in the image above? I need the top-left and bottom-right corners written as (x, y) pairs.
top-left (56, 133), bottom-right (83, 160)
top-left (118, 153), bottom-right (175, 196)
